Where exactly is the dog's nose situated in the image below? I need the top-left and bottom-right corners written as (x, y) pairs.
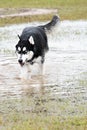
top-left (18, 59), bottom-right (23, 64)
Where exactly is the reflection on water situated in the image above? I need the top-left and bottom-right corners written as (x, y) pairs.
top-left (0, 21), bottom-right (87, 116)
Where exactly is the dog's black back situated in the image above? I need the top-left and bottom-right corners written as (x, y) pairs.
top-left (21, 26), bottom-right (48, 56)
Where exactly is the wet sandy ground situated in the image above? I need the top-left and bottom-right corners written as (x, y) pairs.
top-left (0, 21), bottom-right (87, 116)
top-left (0, 52), bottom-right (59, 99)
top-left (0, 52), bottom-right (87, 117)
top-left (0, 8), bottom-right (57, 18)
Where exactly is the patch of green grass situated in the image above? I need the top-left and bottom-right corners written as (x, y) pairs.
top-left (1, 115), bottom-right (87, 130)
top-left (0, 14), bottom-right (54, 26)
top-left (0, 95), bottom-right (87, 130)
top-left (0, 0), bottom-right (87, 8)
top-left (0, 0), bottom-right (87, 26)
top-left (79, 79), bottom-right (87, 87)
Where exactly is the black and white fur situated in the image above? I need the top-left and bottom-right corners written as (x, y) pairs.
top-left (15, 15), bottom-right (60, 79)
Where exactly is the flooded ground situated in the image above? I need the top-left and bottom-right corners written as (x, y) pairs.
top-left (0, 21), bottom-right (87, 117)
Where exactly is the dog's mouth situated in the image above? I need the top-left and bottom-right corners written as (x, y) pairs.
top-left (19, 62), bottom-right (25, 67)
top-left (18, 59), bottom-right (25, 67)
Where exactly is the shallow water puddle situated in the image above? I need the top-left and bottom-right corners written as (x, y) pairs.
top-left (0, 21), bottom-right (87, 116)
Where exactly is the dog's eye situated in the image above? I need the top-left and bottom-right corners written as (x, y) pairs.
top-left (17, 50), bottom-right (21, 54)
top-left (23, 51), bottom-right (27, 54)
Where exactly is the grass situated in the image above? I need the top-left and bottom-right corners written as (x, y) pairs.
top-left (0, 0), bottom-right (87, 26)
top-left (0, 0), bottom-right (87, 8)
top-left (0, 114), bottom-right (87, 130)
top-left (0, 14), bottom-right (54, 26)
top-left (0, 94), bottom-right (87, 130)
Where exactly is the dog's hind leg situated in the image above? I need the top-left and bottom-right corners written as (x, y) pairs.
top-left (39, 56), bottom-right (45, 75)
top-left (39, 62), bottom-right (43, 75)
top-left (34, 56), bottom-right (44, 75)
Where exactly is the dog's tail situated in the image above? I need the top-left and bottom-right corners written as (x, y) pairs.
top-left (39, 15), bottom-right (60, 31)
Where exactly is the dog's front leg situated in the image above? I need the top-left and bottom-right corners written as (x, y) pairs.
top-left (20, 64), bottom-right (31, 80)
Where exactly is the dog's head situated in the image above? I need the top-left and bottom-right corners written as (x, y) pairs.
top-left (15, 35), bottom-right (35, 66)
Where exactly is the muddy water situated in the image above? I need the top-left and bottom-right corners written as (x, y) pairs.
top-left (0, 21), bottom-right (87, 116)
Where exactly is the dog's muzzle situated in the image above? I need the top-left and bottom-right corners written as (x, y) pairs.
top-left (18, 59), bottom-right (24, 66)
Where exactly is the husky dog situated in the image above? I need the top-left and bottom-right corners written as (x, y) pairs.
top-left (15, 15), bottom-right (60, 79)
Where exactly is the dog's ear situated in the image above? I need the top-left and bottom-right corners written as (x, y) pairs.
top-left (29, 36), bottom-right (34, 45)
top-left (18, 34), bottom-right (20, 39)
